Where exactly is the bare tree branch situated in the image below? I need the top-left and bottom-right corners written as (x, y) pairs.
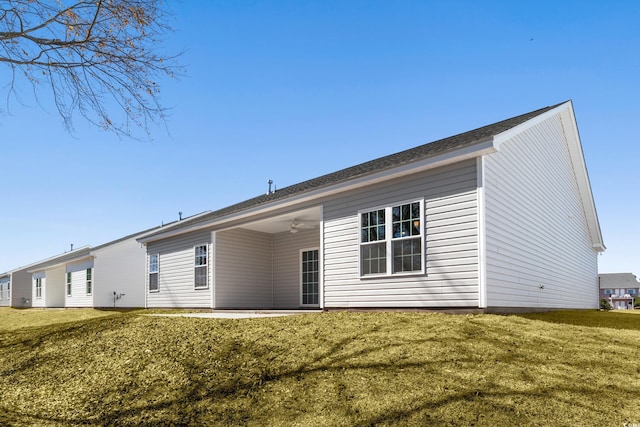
top-left (0, 0), bottom-right (182, 139)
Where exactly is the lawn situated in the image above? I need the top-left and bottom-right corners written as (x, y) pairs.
top-left (1, 308), bottom-right (639, 426)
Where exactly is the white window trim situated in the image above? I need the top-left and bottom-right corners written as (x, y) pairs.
top-left (35, 278), bottom-right (43, 299)
top-left (194, 244), bottom-right (209, 290)
top-left (86, 268), bottom-right (93, 296)
top-left (358, 199), bottom-right (426, 278)
top-left (148, 253), bottom-right (160, 293)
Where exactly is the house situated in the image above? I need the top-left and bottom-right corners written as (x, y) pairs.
top-left (1, 213), bottom-right (210, 309)
top-left (137, 101), bottom-right (604, 312)
top-left (28, 246), bottom-right (93, 308)
top-left (0, 260), bottom-right (57, 308)
top-left (0, 274), bottom-right (10, 307)
top-left (599, 273), bottom-right (639, 310)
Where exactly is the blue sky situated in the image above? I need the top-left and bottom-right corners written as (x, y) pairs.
top-left (1, 1), bottom-right (638, 276)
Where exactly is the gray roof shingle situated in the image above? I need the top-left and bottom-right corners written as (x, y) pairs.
top-left (147, 102), bottom-right (564, 235)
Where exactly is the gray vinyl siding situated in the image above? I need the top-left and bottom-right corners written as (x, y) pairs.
top-left (215, 228), bottom-right (273, 308)
top-left (9, 269), bottom-right (33, 308)
top-left (146, 229), bottom-right (212, 308)
top-left (323, 160), bottom-right (479, 308)
top-left (483, 114), bottom-right (598, 309)
top-left (65, 260), bottom-right (95, 307)
top-left (273, 228), bottom-right (320, 308)
top-left (93, 239), bottom-right (146, 308)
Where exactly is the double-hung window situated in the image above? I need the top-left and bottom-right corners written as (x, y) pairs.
top-left (35, 278), bottom-right (42, 298)
top-left (149, 254), bottom-right (159, 292)
top-left (360, 200), bottom-right (424, 277)
top-left (86, 269), bottom-right (93, 295)
top-left (194, 245), bottom-right (208, 289)
top-left (66, 272), bottom-right (72, 296)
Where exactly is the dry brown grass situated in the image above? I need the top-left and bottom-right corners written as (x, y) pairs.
top-left (1, 308), bottom-right (639, 426)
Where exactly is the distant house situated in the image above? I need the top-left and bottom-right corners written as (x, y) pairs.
top-left (599, 273), bottom-right (639, 310)
top-left (1, 260), bottom-right (56, 308)
top-left (137, 101), bottom-right (604, 312)
top-left (0, 274), bottom-right (10, 307)
top-left (2, 213), bottom-right (210, 309)
top-left (28, 247), bottom-right (93, 308)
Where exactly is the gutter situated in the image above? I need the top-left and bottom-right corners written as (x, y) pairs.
top-left (139, 140), bottom-right (497, 244)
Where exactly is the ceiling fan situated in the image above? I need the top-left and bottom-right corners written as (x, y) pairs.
top-left (289, 219), bottom-right (313, 234)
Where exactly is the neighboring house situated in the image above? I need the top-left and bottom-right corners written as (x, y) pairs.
top-left (0, 274), bottom-right (10, 307)
top-left (138, 100), bottom-right (604, 311)
top-left (25, 213), bottom-right (210, 309)
top-left (1, 259), bottom-right (60, 308)
top-left (27, 247), bottom-right (93, 308)
top-left (0, 213), bottom-right (211, 309)
top-left (599, 273), bottom-right (639, 310)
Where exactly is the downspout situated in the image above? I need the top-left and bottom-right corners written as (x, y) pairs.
top-left (271, 234), bottom-right (275, 309)
top-left (477, 156), bottom-right (488, 309)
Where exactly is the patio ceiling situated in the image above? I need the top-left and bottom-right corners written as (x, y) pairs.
top-left (239, 206), bottom-right (322, 234)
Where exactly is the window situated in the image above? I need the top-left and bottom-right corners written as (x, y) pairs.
top-left (66, 272), bottom-right (72, 296)
top-left (35, 278), bottom-right (42, 299)
top-left (604, 289), bottom-right (612, 295)
top-left (360, 201), bottom-right (424, 276)
top-left (360, 209), bottom-right (386, 275)
top-left (149, 254), bottom-right (159, 292)
top-left (194, 245), bottom-right (208, 288)
top-left (86, 269), bottom-right (92, 295)
top-left (628, 289), bottom-right (637, 295)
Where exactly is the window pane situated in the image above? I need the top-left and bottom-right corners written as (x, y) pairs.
top-left (149, 273), bottom-right (158, 291)
top-left (362, 209), bottom-right (386, 243)
top-left (195, 245), bottom-right (207, 266)
top-left (150, 254), bottom-right (159, 273)
top-left (392, 206), bottom-right (400, 222)
top-left (361, 242), bottom-right (386, 275)
top-left (392, 237), bottom-right (422, 273)
top-left (195, 266), bottom-right (208, 288)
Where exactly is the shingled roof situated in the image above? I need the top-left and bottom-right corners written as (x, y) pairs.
top-left (145, 102), bottom-right (564, 235)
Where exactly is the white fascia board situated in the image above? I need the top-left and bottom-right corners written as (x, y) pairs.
top-left (559, 103), bottom-right (605, 252)
top-left (26, 249), bottom-right (93, 273)
top-left (141, 141), bottom-right (497, 243)
top-left (493, 101), bottom-right (572, 150)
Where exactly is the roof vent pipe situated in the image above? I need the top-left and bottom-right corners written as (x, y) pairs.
top-left (267, 179), bottom-right (273, 195)
top-left (70, 243), bottom-right (74, 251)
top-left (179, 211), bottom-right (183, 221)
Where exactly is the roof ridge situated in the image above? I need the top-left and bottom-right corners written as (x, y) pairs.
top-left (142, 102), bottom-right (565, 238)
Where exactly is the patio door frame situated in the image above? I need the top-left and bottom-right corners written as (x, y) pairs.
top-left (300, 247), bottom-right (320, 307)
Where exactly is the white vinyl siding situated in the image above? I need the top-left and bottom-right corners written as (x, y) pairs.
top-left (31, 272), bottom-right (47, 307)
top-left (30, 267), bottom-right (65, 308)
top-left (65, 260), bottom-right (95, 307)
top-left (0, 277), bottom-right (10, 306)
top-left (90, 238), bottom-right (148, 308)
top-left (273, 228), bottom-right (320, 308)
top-left (323, 160), bottom-right (479, 308)
top-left (146, 229), bottom-right (212, 308)
top-left (215, 228), bottom-right (272, 308)
top-left (483, 114), bottom-right (598, 309)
